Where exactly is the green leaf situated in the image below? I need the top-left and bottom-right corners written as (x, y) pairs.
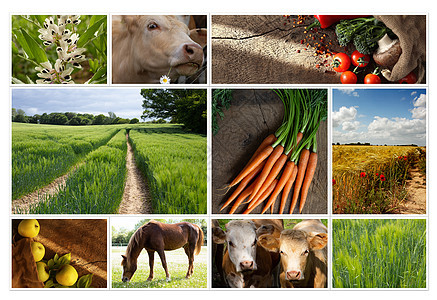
top-left (53, 253), bottom-right (59, 263)
top-left (11, 77), bottom-right (25, 84)
top-left (76, 274), bottom-right (93, 288)
top-left (47, 258), bottom-right (55, 269)
top-left (19, 28), bottom-right (47, 63)
top-left (44, 279), bottom-right (55, 288)
top-left (78, 17), bottom-right (106, 48)
top-left (86, 65), bottom-right (107, 84)
top-left (13, 30), bottom-right (33, 59)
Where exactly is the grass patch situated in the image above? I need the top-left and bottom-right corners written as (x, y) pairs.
top-left (332, 219), bottom-right (426, 288)
top-left (112, 246), bottom-right (207, 289)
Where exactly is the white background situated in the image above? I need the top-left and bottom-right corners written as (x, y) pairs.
top-left (2, 1), bottom-right (434, 299)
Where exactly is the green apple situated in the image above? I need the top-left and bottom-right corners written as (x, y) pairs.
top-left (36, 261), bottom-right (50, 282)
top-left (56, 264), bottom-right (78, 287)
top-left (18, 219), bottom-right (40, 238)
top-left (30, 241), bottom-right (45, 262)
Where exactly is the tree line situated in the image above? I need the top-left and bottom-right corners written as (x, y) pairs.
top-left (12, 108), bottom-right (139, 125)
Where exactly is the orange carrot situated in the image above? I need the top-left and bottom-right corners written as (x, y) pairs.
top-left (279, 165), bottom-right (298, 214)
top-left (242, 179), bottom-right (278, 215)
top-left (299, 152), bottom-right (318, 213)
top-left (228, 145), bottom-right (274, 188)
top-left (247, 134), bottom-right (277, 165)
top-left (247, 145), bottom-right (284, 202)
top-left (261, 160), bottom-right (295, 214)
top-left (247, 153), bottom-right (287, 210)
top-left (228, 180), bottom-right (257, 214)
top-left (221, 161), bottom-right (265, 211)
top-left (290, 148), bottom-right (310, 214)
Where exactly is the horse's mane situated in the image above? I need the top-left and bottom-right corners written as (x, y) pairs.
top-left (125, 223), bottom-right (148, 257)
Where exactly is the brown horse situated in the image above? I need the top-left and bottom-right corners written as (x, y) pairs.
top-left (121, 220), bottom-right (204, 282)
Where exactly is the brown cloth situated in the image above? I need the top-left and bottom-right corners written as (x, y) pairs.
top-left (12, 238), bottom-right (44, 288)
top-left (12, 219), bottom-right (107, 288)
top-left (375, 15), bottom-right (426, 83)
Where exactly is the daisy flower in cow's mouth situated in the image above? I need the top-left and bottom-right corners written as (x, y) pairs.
top-left (160, 75), bottom-right (171, 84)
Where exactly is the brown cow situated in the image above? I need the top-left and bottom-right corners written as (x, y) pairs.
top-left (258, 219), bottom-right (328, 288)
top-left (212, 219), bottom-right (283, 288)
top-left (112, 15), bottom-right (207, 84)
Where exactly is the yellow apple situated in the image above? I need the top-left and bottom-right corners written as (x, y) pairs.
top-left (30, 241), bottom-right (45, 262)
top-left (56, 264), bottom-right (78, 287)
top-left (18, 219), bottom-right (40, 238)
top-left (36, 261), bottom-right (50, 282)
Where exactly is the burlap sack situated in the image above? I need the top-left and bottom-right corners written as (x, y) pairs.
top-left (12, 238), bottom-right (44, 288)
top-left (375, 15), bottom-right (426, 83)
top-left (12, 219), bottom-right (107, 288)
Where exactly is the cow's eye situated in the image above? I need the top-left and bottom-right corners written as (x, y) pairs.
top-left (228, 241), bottom-right (235, 248)
top-left (252, 240), bottom-right (257, 247)
top-left (302, 249), bottom-right (309, 256)
top-left (147, 22), bottom-right (159, 30)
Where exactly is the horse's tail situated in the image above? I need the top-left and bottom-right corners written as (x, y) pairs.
top-left (194, 224), bottom-right (204, 255)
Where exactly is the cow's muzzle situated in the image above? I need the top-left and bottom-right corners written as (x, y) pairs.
top-left (286, 270), bottom-right (303, 281)
top-left (240, 260), bottom-right (254, 271)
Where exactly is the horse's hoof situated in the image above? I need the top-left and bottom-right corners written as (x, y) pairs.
top-left (166, 277), bottom-right (171, 282)
top-left (147, 277), bottom-right (153, 281)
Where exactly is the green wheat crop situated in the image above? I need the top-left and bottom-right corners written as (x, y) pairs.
top-left (27, 130), bottom-right (127, 214)
top-left (129, 126), bottom-right (206, 214)
top-left (12, 123), bottom-right (119, 200)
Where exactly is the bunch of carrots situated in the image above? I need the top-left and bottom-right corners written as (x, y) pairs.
top-left (220, 89), bottom-right (327, 214)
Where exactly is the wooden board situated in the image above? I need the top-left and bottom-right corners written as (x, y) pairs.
top-left (212, 89), bottom-right (327, 214)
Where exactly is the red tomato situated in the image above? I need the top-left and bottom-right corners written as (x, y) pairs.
top-left (351, 50), bottom-right (370, 68)
top-left (340, 71), bottom-right (357, 84)
top-left (399, 72), bottom-right (417, 84)
top-left (332, 53), bottom-right (351, 72)
top-left (364, 73), bottom-right (381, 84)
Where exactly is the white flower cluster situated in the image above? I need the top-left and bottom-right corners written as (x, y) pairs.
top-left (36, 15), bottom-right (86, 84)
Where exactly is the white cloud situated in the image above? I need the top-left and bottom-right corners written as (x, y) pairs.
top-left (367, 116), bottom-right (426, 145)
top-left (342, 121), bottom-right (360, 131)
top-left (332, 106), bottom-right (358, 128)
top-left (411, 91), bottom-right (417, 96)
top-left (413, 93), bottom-right (426, 107)
top-left (339, 89), bottom-right (360, 97)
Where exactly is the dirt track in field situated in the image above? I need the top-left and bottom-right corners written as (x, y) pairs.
top-left (118, 134), bottom-right (152, 214)
top-left (11, 164), bottom-right (81, 214)
top-left (398, 168), bottom-right (426, 214)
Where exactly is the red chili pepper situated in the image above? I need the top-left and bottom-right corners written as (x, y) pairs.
top-left (307, 15), bottom-right (372, 29)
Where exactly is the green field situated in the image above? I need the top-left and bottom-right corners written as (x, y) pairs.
top-left (112, 246), bottom-right (207, 288)
top-left (332, 219), bottom-right (426, 288)
top-left (129, 126), bottom-right (206, 214)
top-left (12, 123), bottom-right (206, 214)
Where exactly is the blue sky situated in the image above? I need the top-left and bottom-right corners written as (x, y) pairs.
top-left (332, 88), bottom-right (426, 146)
top-left (12, 88), bottom-right (146, 119)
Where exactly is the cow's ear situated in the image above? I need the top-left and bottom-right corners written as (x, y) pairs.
top-left (256, 224), bottom-right (275, 237)
top-left (257, 234), bottom-right (280, 252)
top-left (122, 15), bottom-right (140, 34)
top-left (309, 232), bottom-right (328, 250)
top-left (212, 226), bottom-right (226, 244)
top-left (189, 28), bottom-right (207, 48)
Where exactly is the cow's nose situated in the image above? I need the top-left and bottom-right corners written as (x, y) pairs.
top-left (183, 43), bottom-right (203, 61)
top-left (286, 270), bottom-right (301, 280)
top-left (240, 260), bottom-right (254, 270)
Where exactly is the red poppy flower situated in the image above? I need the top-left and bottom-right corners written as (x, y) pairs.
top-left (332, 179), bottom-right (336, 185)
top-left (404, 156), bottom-right (408, 161)
top-left (376, 173), bottom-right (379, 176)
top-left (380, 174), bottom-right (386, 181)
top-left (360, 172), bottom-right (366, 178)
